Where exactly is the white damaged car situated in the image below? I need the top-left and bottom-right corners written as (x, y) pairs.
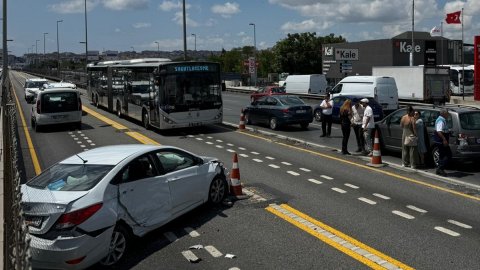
top-left (21, 144), bottom-right (229, 269)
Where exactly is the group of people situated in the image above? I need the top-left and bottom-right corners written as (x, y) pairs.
top-left (320, 94), bottom-right (451, 176)
top-left (319, 93), bottom-right (375, 156)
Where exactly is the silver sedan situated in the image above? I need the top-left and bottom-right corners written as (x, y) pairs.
top-left (22, 144), bottom-right (230, 269)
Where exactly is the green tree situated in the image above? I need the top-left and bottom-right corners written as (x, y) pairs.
top-left (273, 32), bottom-right (346, 74)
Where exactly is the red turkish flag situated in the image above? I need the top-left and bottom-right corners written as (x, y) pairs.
top-left (445, 11), bottom-right (461, 24)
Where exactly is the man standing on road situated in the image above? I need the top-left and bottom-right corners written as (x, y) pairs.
top-left (433, 109), bottom-right (451, 176)
top-left (360, 98), bottom-right (375, 156)
top-left (320, 93), bottom-right (333, 137)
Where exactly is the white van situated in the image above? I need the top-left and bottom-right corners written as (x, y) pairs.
top-left (284, 74), bottom-right (328, 94)
top-left (330, 76), bottom-right (399, 113)
top-left (31, 88), bottom-right (82, 132)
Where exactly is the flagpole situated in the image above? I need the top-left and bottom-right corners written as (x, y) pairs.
top-left (462, 7), bottom-right (464, 100)
top-left (440, 21), bottom-right (443, 65)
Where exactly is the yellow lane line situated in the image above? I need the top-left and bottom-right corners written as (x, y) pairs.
top-left (12, 84), bottom-right (42, 175)
top-left (235, 130), bottom-right (480, 202)
top-left (266, 204), bottom-right (414, 270)
top-left (82, 106), bottom-right (160, 145)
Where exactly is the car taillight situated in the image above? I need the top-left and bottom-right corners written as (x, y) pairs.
top-left (458, 133), bottom-right (469, 147)
top-left (36, 99), bottom-right (41, 114)
top-left (282, 108), bottom-right (290, 113)
top-left (55, 203), bottom-right (102, 229)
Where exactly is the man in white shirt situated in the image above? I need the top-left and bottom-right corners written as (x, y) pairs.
top-left (320, 93), bottom-right (333, 137)
top-left (360, 98), bottom-right (375, 156)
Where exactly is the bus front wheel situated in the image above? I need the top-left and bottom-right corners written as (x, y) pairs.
top-left (142, 111), bottom-right (150, 130)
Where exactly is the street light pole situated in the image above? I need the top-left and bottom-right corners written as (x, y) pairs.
top-left (154, 41), bottom-right (159, 52)
top-left (43, 32), bottom-right (48, 63)
top-left (191, 34), bottom-right (196, 51)
top-left (36, 39), bottom-right (39, 68)
top-left (249, 23), bottom-right (257, 87)
top-left (2, 0), bottom-right (7, 104)
top-left (57, 20), bottom-right (63, 77)
top-left (182, 0), bottom-right (187, 60)
top-left (84, 0), bottom-right (88, 69)
top-left (410, 0), bottom-right (414, 66)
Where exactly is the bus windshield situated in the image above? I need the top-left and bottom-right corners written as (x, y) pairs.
top-left (159, 72), bottom-right (222, 112)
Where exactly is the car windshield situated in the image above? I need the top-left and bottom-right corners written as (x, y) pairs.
top-left (459, 112), bottom-right (480, 130)
top-left (277, 96), bottom-right (304, 105)
top-left (27, 164), bottom-right (114, 191)
top-left (27, 81), bottom-right (46, 88)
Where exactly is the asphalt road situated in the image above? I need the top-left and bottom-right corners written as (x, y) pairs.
top-left (11, 71), bottom-right (480, 270)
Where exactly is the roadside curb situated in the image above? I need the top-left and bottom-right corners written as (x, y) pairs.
top-left (222, 121), bottom-right (480, 192)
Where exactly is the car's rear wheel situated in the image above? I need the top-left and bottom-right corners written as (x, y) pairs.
top-left (142, 110), bottom-right (150, 129)
top-left (208, 177), bottom-right (227, 204)
top-left (95, 95), bottom-right (100, 108)
top-left (314, 109), bottom-right (322, 122)
top-left (431, 145), bottom-right (440, 167)
top-left (100, 224), bottom-right (130, 267)
top-left (245, 112), bottom-right (251, 124)
top-left (116, 102), bottom-right (122, 118)
top-left (269, 117), bottom-right (278, 130)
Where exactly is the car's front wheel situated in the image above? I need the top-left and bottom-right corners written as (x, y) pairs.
top-left (245, 112), bottom-right (251, 124)
top-left (208, 177), bottom-right (227, 204)
top-left (142, 111), bottom-right (150, 130)
top-left (100, 224), bottom-right (130, 267)
top-left (269, 117), bottom-right (279, 130)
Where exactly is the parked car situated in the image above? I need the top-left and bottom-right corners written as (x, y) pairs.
top-left (24, 78), bottom-right (49, 103)
top-left (250, 86), bottom-right (286, 102)
top-left (21, 144), bottom-right (230, 269)
top-left (376, 105), bottom-right (480, 166)
top-left (313, 95), bottom-right (384, 122)
top-left (30, 87), bottom-right (83, 131)
top-left (244, 95), bottom-right (313, 130)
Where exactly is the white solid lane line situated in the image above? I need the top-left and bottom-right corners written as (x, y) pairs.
top-left (358, 197), bottom-right (377, 205)
top-left (287, 171), bottom-right (300, 176)
top-left (447, 220), bottom-right (473, 229)
top-left (392, 210), bottom-right (415, 220)
top-left (344, 183), bottom-right (359, 189)
top-left (320, 175), bottom-right (334, 180)
top-left (406, 205), bottom-right (428, 214)
top-left (434, 226), bottom-right (461, 237)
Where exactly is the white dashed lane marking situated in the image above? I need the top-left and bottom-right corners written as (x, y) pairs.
top-left (227, 149), bottom-right (236, 153)
top-left (406, 205), bottom-right (428, 214)
top-left (308, 179), bottom-right (323, 185)
top-left (435, 226), bottom-right (460, 237)
top-left (281, 162), bottom-right (292, 165)
top-left (184, 227), bottom-right (200, 237)
top-left (299, 168), bottom-right (311, 172)
top-left (373, 193), bottom-right (390, 200)
top-left (266, 156), bottom-right (275, 160)
top-left (392, 210), bottom-right (415, 220)
top-left (196, 138), bottom-right (203, 141)
top-left (163, 232), bottom-right (178, 242)
top-left (215, 145), bottom-right (224, 148)
top-left (239, 154), bottom-right (249, 158)
top-left (216, 139), bottom-right (223, 142)
top-left (344, 183), bottom-right (359, 189)
top-left (181, 250), bottom-right (200, 262)
top-left (269, 164), bottom-right (280, 169)
top-left (320, 175), bottom-right (334, 180)
top-left (251, 151), bottom-right (260, 155)
top-left (358, 197), bottom-right (377, 205)
top-left (238, 147), bottom-right (246, 150)
top-left (206, 142), bottom-right (214, 145)
top-left (447, 220), bottom-right (472, 229)
top-left (332, 187), bottom-right (347, 194)
top-left (227, 143), bottom-right (234, 146)
top-left (287, 171), bottom-right (300, 176)
top-left (204, 245), bottom-right (223, 258)
top-left (252, 159), bottom-right (263, 163)
top-left (207, 136), bottom-right (213, 139)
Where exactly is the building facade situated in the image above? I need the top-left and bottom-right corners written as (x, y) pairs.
top-left (322, 31), bottom-right (467, 85)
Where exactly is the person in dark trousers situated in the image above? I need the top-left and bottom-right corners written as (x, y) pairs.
top-left (320, 93), bottom-right (333, 137)
top-left (339, 99), bottom-right (353, 155)
top-left (351, 99), bottom-right (365, 152)
top-left (433, 109), bottom-right (452, 176)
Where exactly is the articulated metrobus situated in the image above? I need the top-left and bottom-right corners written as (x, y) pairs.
top-left (87, 58), bottom-right (223, 129)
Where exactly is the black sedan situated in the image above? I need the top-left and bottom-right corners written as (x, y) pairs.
top-left (244, 95), bottom-right (313, 130)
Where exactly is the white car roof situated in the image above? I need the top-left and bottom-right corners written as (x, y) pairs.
top-left (46, 82), bottom-right (76, 88)
top-left (60, 144), bottom-right (164, 165)
top-left (26, 78), bottom-right (48, 82)
top-left (38, 87), bottom-right (79, 94)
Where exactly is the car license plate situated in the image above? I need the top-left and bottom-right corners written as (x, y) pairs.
top-left (52, 115), bottom-right (67, 119)
top-left (296, 110), bottom-right (306, 114)
top-left (24, 215), bottom-right (43, 228)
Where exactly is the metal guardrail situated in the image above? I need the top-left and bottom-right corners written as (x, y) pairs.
top-left (2, 72), bottom-right (32, 270)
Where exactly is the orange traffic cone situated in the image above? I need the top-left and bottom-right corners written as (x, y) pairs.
top-left (367, 130), bottom-right (386, 167)
top-left (230, 152), bottom-right (244, 196)
top-left (239, 109), bottom-right (246, 130)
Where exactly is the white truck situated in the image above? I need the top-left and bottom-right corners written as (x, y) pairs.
top-left (372, 66), bottom-right (450, 104)
top-left (284, 74), bottom-right (328, 94)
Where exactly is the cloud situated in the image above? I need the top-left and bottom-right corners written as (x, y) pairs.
top-left (211, 2), bottom-right (240, 18)
top-left (133, 22), bottom-right (151, 28)
top-left (172, 11), bottom-right (199, 27)
top-left (115, 28), bottom-right (121, 32)
top-left (102, 0), bottom-right (148, 10)
top-left (159, 0), bottom-right (190, 11)
top-left (280, 19), bottom-right (332, 33)
top-left (49, 0), bottom-right (98, 14)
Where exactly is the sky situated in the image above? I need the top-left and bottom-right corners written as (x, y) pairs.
top-left (5, 0), bottom-right (480, 56)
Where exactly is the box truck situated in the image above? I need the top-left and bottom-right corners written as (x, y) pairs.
top-left (372, 66), bottom-right (450, 104)
top-left (284, 74), bottom-right (328, 94)
top-left (330, 76), bottom-right (399, 113)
